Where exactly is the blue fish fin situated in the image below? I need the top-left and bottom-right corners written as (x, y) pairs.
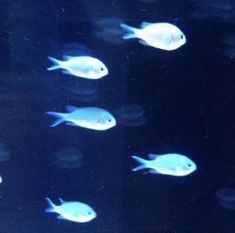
top-left (132, 155), bottom-right (147, 172)
top-left (148, 169), bottom-right (159, 174)
top-left (58, 198), bottom-right (65, 203)
top-left (120, 24), bottom-right (137, 39)
top-left (132, 165), bottom-right (146, 172)
top-left (63, 55), bottom-right (73, 60)
top-left (65, 105), bottom-right (78, 112)
top-left (65, 122), bottom-right (77, 127)
top-left (148, 154), bottom-right (159, 160)
top-left (139, 40), bottom-right (150, 46)
top-left (62, 70), bottom-right (73, 76)
top-left (46, 112), bottom-right (66, 127)
top-left (45, 197), bottom-right (56, 213)
top-left (140, 22), bottom-right (151, 28)
top-left (47, 56), bottom-right (62, 71)
top-left (57, 215), bottom-right (66, 220)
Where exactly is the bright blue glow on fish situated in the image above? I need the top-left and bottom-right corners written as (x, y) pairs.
top-left (46, 105), bottom-right (116, 130)
top-left (132, 153), bottom-right (197, 176)
top-left (47, 56), bottom-right (108, 79)
top-left (121, 22), bottom-right (186, 50)
top-left (45, 198), bottom-right (96, 223)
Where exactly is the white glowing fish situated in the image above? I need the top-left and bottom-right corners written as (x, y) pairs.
top-left (45, 198), bottom-right (96, 223)
top-left (132, 153), bottom-right (196, 176)
top-left (121, 22), bottom-right (186, 50)
top-left (47, 56), bottom-right (108, 79)
top-left (46, 105), bottom-right (116, 130)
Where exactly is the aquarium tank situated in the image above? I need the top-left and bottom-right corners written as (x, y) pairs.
top-left (0, 0), bottom-right (234, 233)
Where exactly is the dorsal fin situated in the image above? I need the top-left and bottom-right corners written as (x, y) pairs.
top-left (140, 22), bottom-right (151, 28)
top-left (148, 153), bottom-right (159, 160)
top-left (63, 55), bottom-right (73, 60)
top-left (65, 105), bottom-right (78, 112)
top-left (58, 198), bottom-right (65, 204)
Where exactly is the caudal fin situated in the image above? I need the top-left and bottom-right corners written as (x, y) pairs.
top-left (47, 56), bottom-right (62, 71)
top-left (46, 111), bottom-right (65, 127)
top-left (132, 155), bottom-right (147, 172)
top-left (45, 197), bottom-right (56, 213)
top-left (120, 24), bottom-right (137, 39)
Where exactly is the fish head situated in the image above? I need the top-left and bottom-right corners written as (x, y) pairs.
top-left (168, 28), bottom-right (186, 50)
top-left (176, 157), bottom-right (197, 176)
top-left (96, 113), bottom-right (116, 130)
top-left (92, 60), bottom-right (108, 79)
top-left (74, 208), bottom-right (97, 223)
top-left (159, 154), bottom-right (197, 176)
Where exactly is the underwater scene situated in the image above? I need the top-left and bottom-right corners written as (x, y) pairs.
top-left (0, 0), bottom-right (234, 233)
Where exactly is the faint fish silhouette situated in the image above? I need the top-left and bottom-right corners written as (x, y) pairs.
top-left (216, 187), bottom-right (235, 210)
top-left (0, 143), bottom-right (11, 162)
top-left (94, 17), bottom-right (126, 44)
top-left (190, 0), bottom-right (235, 22)
top-left (115, 104), bottom-right (146, 127)
top-left (49, 147), bottom-right (83, 170)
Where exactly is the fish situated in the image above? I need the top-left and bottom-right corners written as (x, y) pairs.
top-left (94, 17), bottom-right (126, 44)
top-left (45, 197), bottom-right (96, 223)
top-left (116, 104), bottom-right (146, 127)
top-left (50, 147), bottom-right (83, 170)
top-left (120, 22), bottom-right (186, 50)
top-left (46, 105), bottom-right (116, 130)
top-left (132, 153), bottom-right (197, 176)
top-left (47, 56), bottom-right (108, 79)
top-left (216, 188), bottom-right (235, 201)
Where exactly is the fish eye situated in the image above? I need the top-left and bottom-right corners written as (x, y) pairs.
top-left (180, 34), bottom-right (184, 40)
top-left (108, 119), bottom-right (112, 122)
top-left (188, 163), bottom-right (192, 167)
top-left (100, 67), bottom-right (104, 71)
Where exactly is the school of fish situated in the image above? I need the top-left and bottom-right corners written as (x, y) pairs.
top-left (42, 19), bottom-right (199, 224)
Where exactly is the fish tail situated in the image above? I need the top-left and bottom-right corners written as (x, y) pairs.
top-left (132, 155), bottom-right (148, 172)
top-left (46, 111), bottom-right (66, 127)
top-left (120, 24), bottom-right (138, 39)
top-left (45, 197), bottom-right (56, 213)
top-left (47, 56), bottom-right (62, 71)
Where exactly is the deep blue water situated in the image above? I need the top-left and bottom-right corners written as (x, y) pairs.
top-left (0, 1), bottom-right (234, 233)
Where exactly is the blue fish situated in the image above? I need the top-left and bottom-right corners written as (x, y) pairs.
top-left (132, 153), bottom-right (197, 176)
top-left (47, 56), bottom-right (108, 79)
top-left (46, 105), bottom-right (116, 130)
top-left (121, 22), bottom-right (186, 50)
top-left (45, 198), bottom-right (96, 223)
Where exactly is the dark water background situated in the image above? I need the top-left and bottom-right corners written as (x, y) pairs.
top-left (0, 1), bottom-right (234, 233)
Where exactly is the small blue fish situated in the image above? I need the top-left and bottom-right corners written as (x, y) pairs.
top-left (47, 56), bottom-right (108, 79)
top-left (121, 22), bottom-right (186, 50)
top-left (132, 153), bottom-right (197, 176)
top-left (46, 105), bottom-right (116, 130)
top-left (45, 198), bottom-right (96, 223)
